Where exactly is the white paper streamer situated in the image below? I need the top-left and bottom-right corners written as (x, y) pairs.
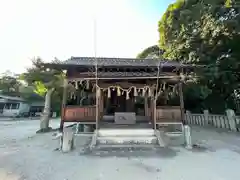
top-left (126, 91), bottom-right (130, 100)
top-left (107, 88), bottom-right (111, 98)
top-left (134, 87), bottom-right (137, 96)
top-left (117, 87), bottom-right (121, 96)
top-left (86, 80), bottom-right (89, 89)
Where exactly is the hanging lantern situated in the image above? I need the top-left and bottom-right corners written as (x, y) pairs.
top-left (117, 87), bottom-right (121, 96)
top-left (107, 88), bottom-right (111, 98)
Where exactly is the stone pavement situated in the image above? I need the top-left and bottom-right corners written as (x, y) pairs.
top-left (0, 120), bottom-right (240, 180)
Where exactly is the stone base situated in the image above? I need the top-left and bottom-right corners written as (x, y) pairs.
top-left (114, 112), bottom-right (136, 124)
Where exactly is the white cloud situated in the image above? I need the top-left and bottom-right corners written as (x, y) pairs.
top-left (0, 0), bottom-right (159, 73)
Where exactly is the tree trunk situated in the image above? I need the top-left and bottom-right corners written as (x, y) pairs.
top-left (39, 88), bottom-right (55, 132)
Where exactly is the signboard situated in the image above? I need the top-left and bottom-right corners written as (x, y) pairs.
top-left (114, 112), bottom-right (136, 124)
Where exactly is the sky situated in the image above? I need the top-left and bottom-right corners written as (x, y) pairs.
top-left (0, 0), bottom-right (175, 74)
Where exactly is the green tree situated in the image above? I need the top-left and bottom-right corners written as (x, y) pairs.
top-left (137, 45), bottom-right (163, 59)
top-left (22, 58), bottom-right (65, 132)
top-left (158, 0), bottom-right (240, 113)
top-left (0, 74), bottom-right (22, 96)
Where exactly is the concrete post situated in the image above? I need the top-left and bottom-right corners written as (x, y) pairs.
top-left (203, 110), bottom-right (209, 126)
top-left (186, 111), bottom-right (191, 124)
top-left (62, 127), bottom-right (74, 153)
top-left (184, 125), bottom-right (192, 149)
top-left (226, 109), bottom-right (237, 131)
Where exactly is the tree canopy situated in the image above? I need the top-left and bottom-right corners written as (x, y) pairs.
top-left (137, 45), bottom-right (163, 59)
top-left (21, 58), bottom-right (65, 114)
top-left (157, 0), bottom-right (240, 113)
top-left (0, 71), bottom-right (44, 102)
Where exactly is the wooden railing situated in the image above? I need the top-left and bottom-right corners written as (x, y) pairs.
top-left (156, 106), bottom-right (181, 123)
top-left (63, 106), bottom-right (96, 122)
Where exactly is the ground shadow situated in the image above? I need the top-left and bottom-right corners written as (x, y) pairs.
top-left (80, 145), bottom-right (179, 158)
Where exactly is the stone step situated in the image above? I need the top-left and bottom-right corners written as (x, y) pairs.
top-left (97, 136), bottom-right (158, 145)
top-left (98, 128), bottom-right (155, 137)
top-left (95, 144), bottom-right (159, 149)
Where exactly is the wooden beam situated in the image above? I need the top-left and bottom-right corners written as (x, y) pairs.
top-left (144, 96), bottom-right (148, 116)
top-left (153, 99), bottom-right (157, 130)
top-left (67, 76), bottom-right (181, 81)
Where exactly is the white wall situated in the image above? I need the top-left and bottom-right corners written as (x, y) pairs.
top-left (2, 102), bottom-right (30, 117)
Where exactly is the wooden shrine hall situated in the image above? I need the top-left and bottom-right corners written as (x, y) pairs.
top-left (43, 57), bottom-right (193, 131)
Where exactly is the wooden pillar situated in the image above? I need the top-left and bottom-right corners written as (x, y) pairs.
top-left (99, 90), bottom-right (104, 119)
top-left (131, 93), bottom-right (135, 112)
top-left (144, 96), bottom-right (148, 117)
top-left (150, 99), bottom-right (153, 122)
top-left (95, 87), bottom-right (101, 129)
top-left (149, 98), bottom-right (156, 129)
top-left (153, 99), bottom-right (157, 130)
top-left (60, 79), bottom-right (68, 132)
top-left (179, 82), bottom-right (185, 124)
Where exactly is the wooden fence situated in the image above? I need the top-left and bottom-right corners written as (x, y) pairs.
top-left (63, 106), bottom-right (96, 122)
top-left (185, 110), bottom-right (240, 132)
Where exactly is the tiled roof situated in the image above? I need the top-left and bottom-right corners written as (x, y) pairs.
top-left (58, 57), bottom-right (186, 67)
top-left (79, 71), bottom-right (160, 77)
top-left (0, 94), bottom-right (25, 101)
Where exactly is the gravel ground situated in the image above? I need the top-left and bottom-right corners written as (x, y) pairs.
top-left (0, 120), bottom-right (240, 180)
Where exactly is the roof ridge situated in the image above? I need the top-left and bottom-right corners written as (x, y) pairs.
top-left (70, 56), bottom-right (165, 61)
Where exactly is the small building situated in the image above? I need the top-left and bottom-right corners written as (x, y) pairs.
top-left (43, 57), bottom-right (194, 131)
top-left (0, 94), bottom-right (44, 117)
top-left (0, 95), bottom-right (30, 117)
